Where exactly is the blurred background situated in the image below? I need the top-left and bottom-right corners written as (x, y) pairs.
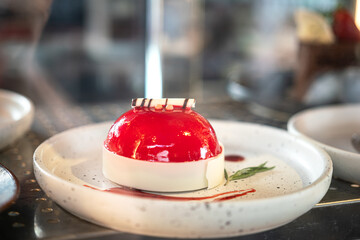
top-left (2, 1), bottom-right (360, 239)
top-left (0, 0), bottom-right (359, 111)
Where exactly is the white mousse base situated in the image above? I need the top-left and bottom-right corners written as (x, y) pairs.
top-left (102, 145), bottom-right (224, 192)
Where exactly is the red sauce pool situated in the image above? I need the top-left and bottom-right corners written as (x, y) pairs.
top-left (84, 185), bottom-right (255, 202)
top-left (225, 155), bottom-right (245, 162)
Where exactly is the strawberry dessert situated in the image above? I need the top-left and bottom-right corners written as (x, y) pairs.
top-left (103, 98), bottom-right (224, 192)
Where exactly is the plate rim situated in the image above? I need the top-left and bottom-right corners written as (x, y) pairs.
top-left (287, 103), bottom-right (360, 158)
top-left (0, 163), bottom-right (20, 212)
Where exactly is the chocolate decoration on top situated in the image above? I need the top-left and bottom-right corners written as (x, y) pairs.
top-left (140, 98), bottom-right (147, 107)
top-left (183, 98), bottom-right (189, 109)
top-left (147, 99), bottom-right (153, 108)
top-left (132, 98), bottom-right (196, 109)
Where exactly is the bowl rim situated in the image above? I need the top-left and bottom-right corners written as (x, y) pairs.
top-left (0, 89), bottom-right (34, 125)
top-left (287, 103), bottom-right (360, 159)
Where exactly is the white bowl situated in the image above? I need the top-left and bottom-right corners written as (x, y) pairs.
top-left (288, 104), bottom-right (360, 184)
top-left (0, 89), bottom-right (34, 150)
top-left (33, 120), bottom-right (332, 238)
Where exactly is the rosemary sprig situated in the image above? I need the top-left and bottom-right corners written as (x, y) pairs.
top-left (224, 162), bottom-right (275, 185)
top-left (224, 169), bottom-right (229, 186)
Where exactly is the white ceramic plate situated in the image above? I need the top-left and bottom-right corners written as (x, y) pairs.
top-left (288, 104), bottom-right (360, 184)
top-left (0, 89), bottom-right (34, 150)
top-left (33, 120), bottom-right (332, 238)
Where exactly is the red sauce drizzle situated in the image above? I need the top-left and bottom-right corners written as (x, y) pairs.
top-left (225, 154), bottom-right (245, 162)
top-left (84, 185), bottom-right (255, 202)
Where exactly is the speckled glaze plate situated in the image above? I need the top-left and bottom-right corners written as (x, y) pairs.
top-left (0, 164), bottom-right (20, 212)
top-left (33, 120), bottom-right (332, 238)
top-left (288, 104), bottom-right (360, 184)
top-left (0, 89), bottom-right (34, 150)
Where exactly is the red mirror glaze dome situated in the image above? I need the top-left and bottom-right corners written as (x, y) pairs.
top-left (104, 108), bottom-right (222, 163)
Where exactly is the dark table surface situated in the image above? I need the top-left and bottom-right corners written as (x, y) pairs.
top-left (0, 74), bottom-right (359, 240)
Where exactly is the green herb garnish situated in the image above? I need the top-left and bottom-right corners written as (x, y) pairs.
top-left (224, 162), bottom-right (275, 185)
top-left (224, 169), bottom-right (229, 186)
